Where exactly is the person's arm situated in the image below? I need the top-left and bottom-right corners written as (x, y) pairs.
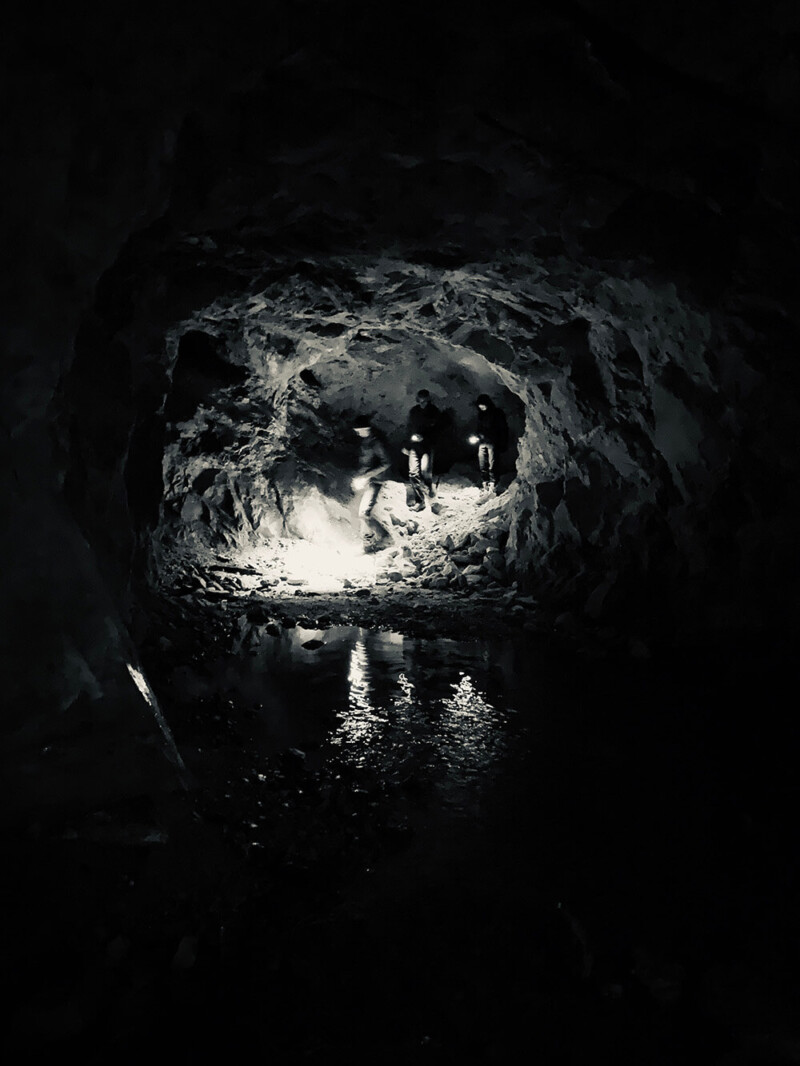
top-left (355, 439), bottom-right (391, 484)
top-left (469, 410), bottom-right (486, 446)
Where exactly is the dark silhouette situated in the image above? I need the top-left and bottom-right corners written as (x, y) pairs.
top-left (402, 389), bottom-right (442, 511)
top-left (468, 394), bottom-right (508, 495)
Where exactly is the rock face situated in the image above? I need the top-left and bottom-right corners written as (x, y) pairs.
top-left (134, 249), bottom-right (789, 643)
top-left (2, 4), bottom-right (800, 812)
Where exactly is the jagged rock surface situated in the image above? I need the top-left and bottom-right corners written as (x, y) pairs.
top-left (132, 248), bottom-right (779, 643)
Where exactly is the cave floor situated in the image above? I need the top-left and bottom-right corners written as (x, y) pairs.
top-left (151, 475), bottom-right (565, 645)
top-left (6, 597), bottom-right (800, 1063)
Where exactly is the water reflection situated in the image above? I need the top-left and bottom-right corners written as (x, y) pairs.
top-left (173, 620), bottom-right (529, 814)
top-left (259, 626), bottom-right (523, 813)
top-left (334, 635), bottom-right (385, 760)
top-left (438, 673), bottom-right (508, 806)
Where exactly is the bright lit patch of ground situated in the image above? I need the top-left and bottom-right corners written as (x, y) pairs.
top-left (162, 475), bottom-right (513, 596)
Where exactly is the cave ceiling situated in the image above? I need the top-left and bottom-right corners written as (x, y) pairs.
top-left (61, 7), bottom-right (784, 560)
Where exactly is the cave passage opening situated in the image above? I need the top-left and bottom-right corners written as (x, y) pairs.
top-left (67, 233), bottom-right (753, 645)
top-left (152, 285), bottom-right (529, 599)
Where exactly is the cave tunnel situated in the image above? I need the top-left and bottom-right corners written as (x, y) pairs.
top-left (3, 3), bottom-right (800, 1063)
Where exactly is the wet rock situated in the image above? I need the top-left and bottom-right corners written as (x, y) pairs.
top-left (62, 812), bottom-right (169, 846)
top-left (106, 935), bottom-right (130, 963)
top-left (428, 577), bottom-right (450, 590)
top-left (546, 902), bottom-right (594, 983)
top-left (171, 934), bottom-right (199, 971)
top-left (631, 947), bottom-right (684, 1005)
top-left (465, 573), bottom-right (487, 587)
top-left (483, 560), bottom-right (507, 584)
top-left (481, 526), bottom-right (507, 545)
top-left (554, 610), bottom-right (580, 636)
top-left (584, 571), bottom-right (618, 620)
top-left (628, 638), bottom-right (652, 659)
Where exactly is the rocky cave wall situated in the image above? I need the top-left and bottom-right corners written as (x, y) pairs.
top-left (75, 238), bottom-right (791, 641)
top-left (153, 261), bottom-right (530, 555)
top-left (3, 2), bottom-right (800, 816)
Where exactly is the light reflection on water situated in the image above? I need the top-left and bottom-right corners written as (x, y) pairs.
top-left (260, 625), bottom-right (524, 812)
top-left (336, 635), bottom-right (384, 757)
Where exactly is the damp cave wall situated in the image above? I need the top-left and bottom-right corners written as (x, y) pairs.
top-left (2, 2), bottom-right (800, 816)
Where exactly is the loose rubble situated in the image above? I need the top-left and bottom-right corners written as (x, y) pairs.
top-left (152, 474), bottom-right (549, 640)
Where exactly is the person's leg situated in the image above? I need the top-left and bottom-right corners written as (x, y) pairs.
top-left (408, 449), bottom-right (425, 508)
top-left (359, 480), bottom-right (389, 545)
top-left (478, 444), bottom-right (489, 489)
top-left (359, 480), bottom-right (380, 539)
top-left (421, 448), bottom-right (435, 496)
top-left (478, 444), bottom-right (496, 493)
top-left (484, 443), bottom-right (496, 490)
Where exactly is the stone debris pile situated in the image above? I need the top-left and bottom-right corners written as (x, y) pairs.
top-left (381, 519), bottom-right (510, 592)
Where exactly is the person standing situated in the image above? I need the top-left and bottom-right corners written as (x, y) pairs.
top-left (351, 415), bottom-right (392, 551)
top-left (468, 393), bottom-right (508, 496)
top-left (402, 388), bottom-right (441, 511)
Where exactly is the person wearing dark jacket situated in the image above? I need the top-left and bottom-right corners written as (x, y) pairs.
top-left (401, 389), bottom-right (441, 511)
top-left (468, 393), bottom-right (508, 495)
top-left (352, 414), bottom-right (392, 551)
